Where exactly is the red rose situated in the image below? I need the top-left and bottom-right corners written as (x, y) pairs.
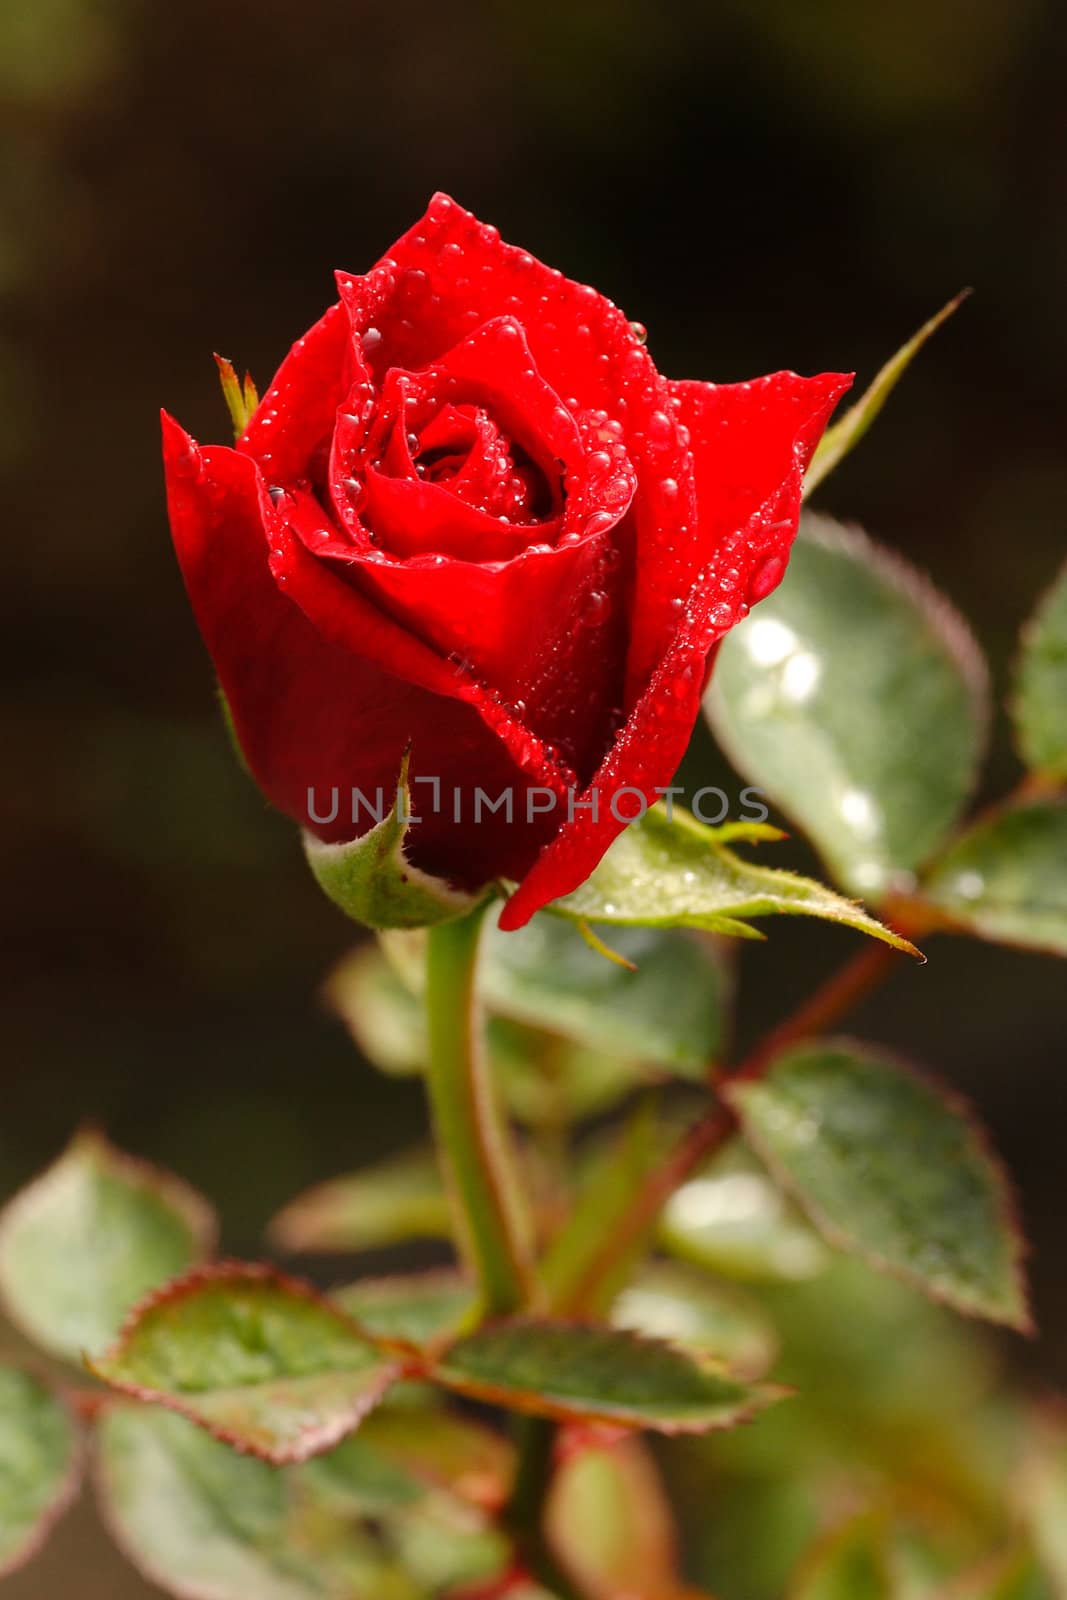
top-left (163, 194), bottom-right (849, 929)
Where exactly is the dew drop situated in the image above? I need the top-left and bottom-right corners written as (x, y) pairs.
top-left (361, 327), bottom-right (383, 352)
top-left (580, 589), bottom-right (612, 627)
top-left (647, 410), bottom-right (673, 444)
top-left (749, 555), bottom-right (785, 602)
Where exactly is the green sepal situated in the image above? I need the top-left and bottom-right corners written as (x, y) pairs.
top-left (303, 755), bottom-right (488, 930)
top-left (544, 802), bottom-right (919, 954)
top-left (213, 353), bottom-right (259, 440)
top-left (804, 290), bottom-right (969, 498)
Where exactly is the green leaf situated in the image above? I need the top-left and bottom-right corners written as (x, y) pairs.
top-left (88, 1265), bottom-right (403, 1463)
top-left (481, 916), bottom-right (728, 1080)
top-left (611, 1261), bottom-right (778, 1380)
top-left (922, 797), bottom-right (1067, 956)
top-left (269, 1147), bottom-right (452, 1253)
top-left (0, 1129), bottom-right (216, 1365)
top-left (432, 1319), bottom-right (783, 1433)
top-left (303, 758), bottom-right (484, 930)
top-left (95, 1403), bottom-right (421, 1600)
top-left (804, 290), bottom-right (969, 498)
top-left (487, 1020), bottom-right (652, 1127)
top-left (0, 1367), bottom-right (81, 1577)
top-left (726, 1041), bottom-right (1029, 1329)
top-left (790, 1514), bottom-right (893, 1600)
top-left (347, 1403), bottom-right (513, 1511)
top-left (659, 1141), bottom-right (831, 1282)
top-left (705, 515), bottom-right (988, 899)
top-left (547, 801), bottom-right (918, 952)
top-left (332, 1271), bottom-right (476, 1347)
top-left (540, 1105), bottom-right (665, 1314)
top-left (1013, 559), bottom-right (1067, 779)
top-left (384, 1493), bottom-right (510, 1594)
top-left (294, 1430), bottom-right (424, 1513)
top-left (323, 942), bottom-right (426, 1076)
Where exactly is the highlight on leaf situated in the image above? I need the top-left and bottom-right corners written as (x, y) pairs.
top-left (706, 514), bottom-right (989, 902)
top-left (920, 797), bottom-right (1067, 958)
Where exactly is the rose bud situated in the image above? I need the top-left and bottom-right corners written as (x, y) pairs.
top-left (162, 194), bottom-right (849, 929)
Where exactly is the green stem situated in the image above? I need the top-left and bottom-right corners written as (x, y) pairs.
top-left (425, 901), bottom-right (534, 1317)
top-left (504, 1417), bottom-right (583, 1600)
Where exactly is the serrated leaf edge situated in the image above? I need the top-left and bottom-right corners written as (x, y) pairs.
top-left (430, 1316), bottom-right (789, 1435)
top-left (725, 1036), bottom-right (1032, 1333)
top-left (86, 1261), bottom-right (411, 1464)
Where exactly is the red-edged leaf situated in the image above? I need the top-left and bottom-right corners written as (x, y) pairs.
top-left (87, 1263), bottom-right (405, 1464)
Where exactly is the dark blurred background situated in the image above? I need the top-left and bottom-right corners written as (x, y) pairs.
top-left (2, 2), bottom-right (1065, 1591)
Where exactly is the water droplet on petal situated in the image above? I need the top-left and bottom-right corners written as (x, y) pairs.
top-left (749, 555), bottom-right (785, 602)
top-left (580, 589), bottom-right (612, 626)
top-left (647, 410), bottom-right (674, 445)
top-left (361, 327), bottom-right (383, 352)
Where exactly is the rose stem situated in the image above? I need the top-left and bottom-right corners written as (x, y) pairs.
top-left (425, 899), bottom-right (534, 1318)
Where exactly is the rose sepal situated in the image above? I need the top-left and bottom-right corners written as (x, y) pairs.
top-left (303, 754), bottom-right (491, 930)
top-left (534, 803), bottom-right (921, 955)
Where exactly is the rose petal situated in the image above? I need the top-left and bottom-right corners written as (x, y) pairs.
top-left (337, 195), bottom-right (694, 659)
top-left (360, 468), bottom-right (560, 562)
top-left (498, 374), bottom-right (850, 928)
top-left (163, 414), bottom-right (563, 885)
top-left (237, 303), bottom-right (354, 484)
top-left (283, 487), bottom-right (627, 783)
top-left (669, 371), bottom-right (854, 562)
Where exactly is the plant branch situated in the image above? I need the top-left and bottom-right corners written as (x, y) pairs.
top-left (570, 931), bottom-right (916, 1312)
top-left (424, 901), bottom-right (534, 1317)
